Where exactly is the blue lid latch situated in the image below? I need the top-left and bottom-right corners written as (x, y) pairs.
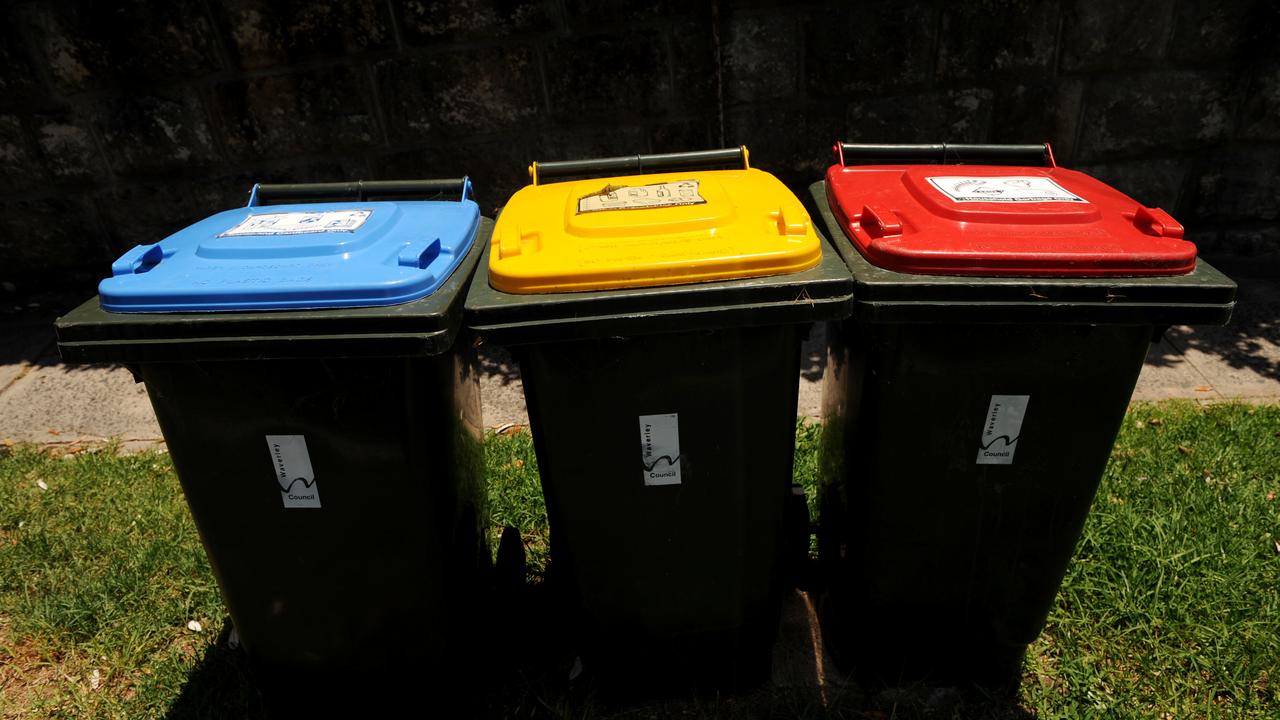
top-left (111, 244), bottom-right (166, 276)
top-left (397, 238), bottom-right (443, 270)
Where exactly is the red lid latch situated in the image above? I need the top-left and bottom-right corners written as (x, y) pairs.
top-left (1132, 206), bottom-right (1184, 239)
top-left (860, 205), bottom-right (903, 239)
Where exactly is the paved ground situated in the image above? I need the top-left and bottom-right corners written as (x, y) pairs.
top-left (1, 278), bottom-right (1277, 448)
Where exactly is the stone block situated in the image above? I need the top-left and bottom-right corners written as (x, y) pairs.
top-left (987, 80), bottom-right (1085, 162)
top-left (649, 119), bottom-right (716, 154)
top-left (0, 197), bottom-right (109, 282)
top-left (213, 0), bottom-right (393, 70)
top-left (23, 0), bottom-right (221, 92)
top-left (1194, 227), bottom-right (1280, 278)
top-left (723, 11), bottom-right (799, 103)
top-left (1060, 0), bottom-right (1174, 72)
top-left (1192, 146), bottom-right (1280, 222)
top-left (218, 66), bottom-right (378, 160)
top-left (376, 141), bottom-right (530, 217)
top-left (0, 115), bottom-right (44, 193)
top-left (529, 124), bottom-right (651, 163)
top-left (1073, 158), bottom-right (1189, 213)
top-left (1216, 226), bottom-right (1280, 258)
top-left (1239, 61), bottom-right (1280, 141)
top-left (33, 112), bottom-right (106, 183)
top-left (725, 103), bottom-right (843, 191)
top-left (395, 0), bottom-right (554, 44)
top-left (563, 0), bottom-right (695, 26)
top-left (1168, 0), bottom-right (1280, 63)
top-left (94, 90), bottom-right (218, 176)
top-left (846, 88), bottom-right (994, 145)
top-left (377, 46), bottom-right (542, 141)
top-left (670, 22), bottom-right (720, 115)
top-left (0, 24), bottom-right (42, 106)
top-left (187, 160), bottom-right (366, 212)
top-left (937, 1), bottom-right (1059, 80)
top-left (95, 182), bottom-right (200, 255)
top-left (805, 2), bottom-right (939, 98)
top-left (544, 32), bottom-right (672, 119)
top-left (1075, 71), bottom-right (1231, 162)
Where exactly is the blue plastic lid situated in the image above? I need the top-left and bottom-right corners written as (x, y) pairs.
top-left (99, 182), bottom-right (481, 313)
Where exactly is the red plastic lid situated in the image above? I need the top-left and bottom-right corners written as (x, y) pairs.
top-left (824, 144), bottom-right (1197, 277)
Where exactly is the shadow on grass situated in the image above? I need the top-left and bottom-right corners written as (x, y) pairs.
top-left (163, 620), bottom-right (265, 720)
top-left (156, 588), bottom-right (1042, 720)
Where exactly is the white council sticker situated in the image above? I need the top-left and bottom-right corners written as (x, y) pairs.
top-left (219, 209), bottom-right (373, 237)
top-left (639, 413), bottom-right (682, 486)
top-left (578, 180), bottom-right (705, 214)
top-left (267, 435), bottom-right (321, 508)
top-left (976, 395), bottom-right (1030, 465)
top-left (928, 176), bottom-right (1086, 203)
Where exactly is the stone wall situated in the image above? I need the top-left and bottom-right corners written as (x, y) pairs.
top-left (1, 0), bottom-right (1277, 290)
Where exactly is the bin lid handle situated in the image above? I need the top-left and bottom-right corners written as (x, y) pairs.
top-left (246, 178), bottom-right (473, 206)
top-left (529, 147), bottom-right (750, 185)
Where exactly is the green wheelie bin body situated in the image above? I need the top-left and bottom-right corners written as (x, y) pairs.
top-left (55, 180), bottom-right (491, 715)
top-left (466, 148), bottom-right (854, 692)
top-left (811, 143), bottom-right (1237, 689)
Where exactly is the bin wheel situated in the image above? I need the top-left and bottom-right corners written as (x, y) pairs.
top-left (495, 525), bottom-right (527, 593)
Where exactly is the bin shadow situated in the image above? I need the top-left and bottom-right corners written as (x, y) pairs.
top-left (0, 291), bottom-right (123, 375)
top-left (800, 321), bottom-right (828, 382)
top-left (156, 593), bottom-right (1043, 719)
top-left (162, 619), bottom-right (266, 720)
top-left (1137, 275), bottom-right (1280, 384)
top-left (476, 342), bottom-right (522, 386)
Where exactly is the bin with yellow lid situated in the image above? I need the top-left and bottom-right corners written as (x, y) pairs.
top-left (466, 148), bottom-right (853, 691)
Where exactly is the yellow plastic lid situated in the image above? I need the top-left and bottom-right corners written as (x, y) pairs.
top-left (488, 161), bottom-right (823, 294)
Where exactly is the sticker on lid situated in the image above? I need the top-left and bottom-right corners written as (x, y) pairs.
top-left (577, 180), bottom-right (706, 214)
top-left (639, 413), bottom-right (682, 486)
top-left (928, 177), bottom-right (1086, 204)
top-left (219, 209), bottom-right (373, 237)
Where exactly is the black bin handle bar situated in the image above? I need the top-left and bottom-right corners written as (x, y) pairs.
top-left (530, 147), bottom-right (749, 185)
top-left (248, 178), bottom-right (472, 206)
top-left (834, 142), bottom-right (1054, 167)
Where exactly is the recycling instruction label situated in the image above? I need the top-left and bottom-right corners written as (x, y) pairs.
top-left (220, 210), bottom-right (373, 237)
top-left (578, 180), bottom-right (705, 214)
top-left (928, 176), bottom-right (1086, 203)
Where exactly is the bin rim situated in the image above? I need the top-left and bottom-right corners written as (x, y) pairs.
top-left (808, 181), bottom-right (1235, 326)
top-left (56, 218), bottom-right (494, 363)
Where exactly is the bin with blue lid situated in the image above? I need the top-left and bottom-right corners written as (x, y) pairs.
top-left (56, 179), bottom-right (492, 714)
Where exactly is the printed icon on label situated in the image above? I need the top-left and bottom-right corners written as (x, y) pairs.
top-left (577, 180), bottom-right (708, 214)
top-left (639, 413), bottom-right (682, 486)
top-left (976, 395), bottom-right (1030, 465)
top-left (267, 435), bottom-right (321, 508)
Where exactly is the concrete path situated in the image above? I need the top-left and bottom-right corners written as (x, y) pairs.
top-left (1, 278), bottom-right (1277, 448)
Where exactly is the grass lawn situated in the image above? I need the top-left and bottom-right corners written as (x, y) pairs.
top-left (0, 401), bottom-right (1277, 718)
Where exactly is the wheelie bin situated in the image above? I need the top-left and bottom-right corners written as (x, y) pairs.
top-left (465, 148), bottom-right (854, 691)
top-left (810, 142), bottom-right (1237, 688)
top-left (55, 179), bottom-right (491, 715)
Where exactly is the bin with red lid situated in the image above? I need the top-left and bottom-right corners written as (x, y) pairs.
top-left (809, 142), bottom-right (1236, 688)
